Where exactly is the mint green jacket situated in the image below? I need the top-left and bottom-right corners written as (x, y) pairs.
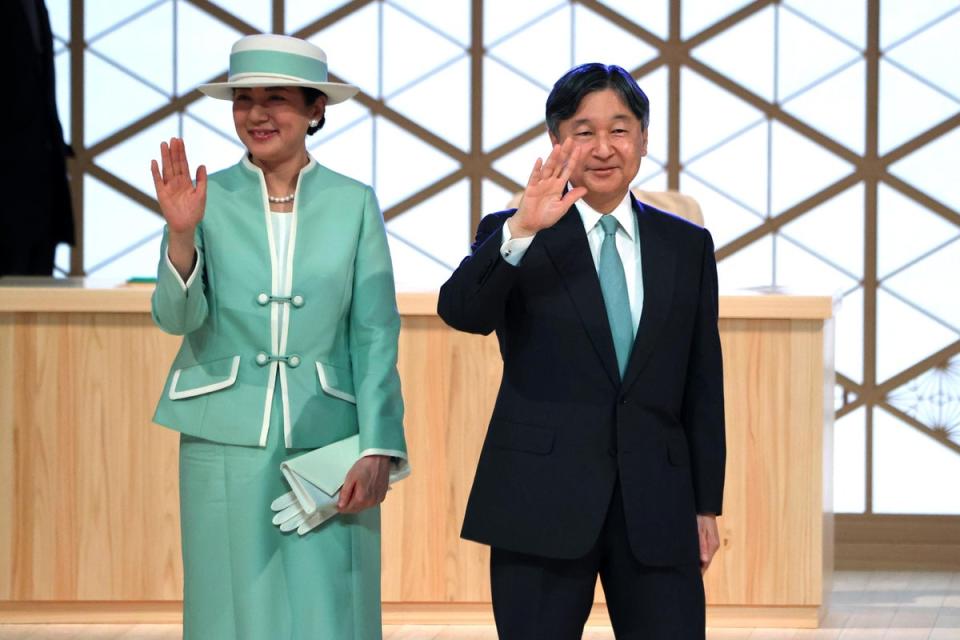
top-left (152, 156), bottom-right (407, 459)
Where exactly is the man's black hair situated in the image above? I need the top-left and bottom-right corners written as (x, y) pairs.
top-left (545, 64), bottom-right (649, 137)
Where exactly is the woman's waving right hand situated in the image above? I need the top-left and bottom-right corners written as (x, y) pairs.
top-left (151, 137), bottom-right (207, 234)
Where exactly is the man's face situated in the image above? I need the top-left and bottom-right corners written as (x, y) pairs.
top-left (550, 88), bottom-right (648, 210)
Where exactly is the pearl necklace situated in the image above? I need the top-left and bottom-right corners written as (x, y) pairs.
top-left (268, 193), bottom-right (295, 204)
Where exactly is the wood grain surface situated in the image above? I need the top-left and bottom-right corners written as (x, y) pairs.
top-left (0, 288), bottom-right (834, 626)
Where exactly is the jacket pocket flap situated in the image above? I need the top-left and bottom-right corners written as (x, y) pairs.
top-left (316, 361), bottom-right (356, 404)
top-left (488, 420), bottom-right (555, 455)
top-left (169, 356), bottom-right (240, 400)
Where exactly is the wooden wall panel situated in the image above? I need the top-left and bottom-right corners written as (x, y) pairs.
top-left (0, 292), bottom-right (834, 626)
top-left (382, 318), bottom-right (501, 602)
top-left (703, 319), bottom-right (827, 607)
top-left (0, 314), bottom-right (182, 601)
top-left (0, 317), bottom-right (14, 601)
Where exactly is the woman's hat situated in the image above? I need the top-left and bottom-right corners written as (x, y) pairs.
top-left (198, 34), bottom-right (359, 104)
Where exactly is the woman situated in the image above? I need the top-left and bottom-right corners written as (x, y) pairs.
top-left (149, 34), bottom-right (408, 640)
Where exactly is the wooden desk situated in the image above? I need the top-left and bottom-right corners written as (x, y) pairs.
top-left (0, 279), bottom-right (835, 627)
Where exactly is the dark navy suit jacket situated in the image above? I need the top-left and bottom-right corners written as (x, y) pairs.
top-left (437, 196), bottom-right (726, 566)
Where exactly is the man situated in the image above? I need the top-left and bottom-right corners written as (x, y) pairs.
top-left (437, 64), bottom-right (725, 639)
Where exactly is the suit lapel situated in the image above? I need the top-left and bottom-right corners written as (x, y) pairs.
top-left (622, 196), bottom-right (676, 392)
top-left (540, 207), bottom-right (621, 388)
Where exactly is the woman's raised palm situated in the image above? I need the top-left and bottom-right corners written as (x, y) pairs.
top-left (150, 137), bottom-right (207, 234)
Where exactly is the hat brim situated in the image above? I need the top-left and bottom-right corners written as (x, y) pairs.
top-left (197, 78), bottom-right (359, 105)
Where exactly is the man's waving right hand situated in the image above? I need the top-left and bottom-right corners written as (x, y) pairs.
top-left (507, 137), bottom-right (587, 239)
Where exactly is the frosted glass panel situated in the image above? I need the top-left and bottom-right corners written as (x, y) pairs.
top-left (874, 407), bottom-right (960, 514)
top-left (783, 0), bottom-right (865, 50)
top-left (285, 0), bottom-right (352, 35)
top-left (89, 1), bottom-right (173, 96)
top-left (484, 0), bottom-right (565, 47)
top-left (209, 0), bottom-right (271, 33)
top-left (84, 0), bottom-right (159, 41)
top-left (381, 3), bottom-right (465, 98)
top-left (389, 0), bottom-right (471, 47)
top-left (679, 173), bottom-right (763, 249)
top-left (175, 2), bottom-right (242, 95)
top-left (388, 56), bottom-right (471, 151)
top-left (682, 0), bottom-right (753, 40)
top-left (46, 0), bottom-right (960, 517)
top-left (716, 236), bottom-right (773, 290)
top-left (834, 407), bottom-right (866, 513)
top-left (690, 5), bottom-right (774, 101)
top-left (83, 175), bottom-right (164, 279)
top-left (387, 180), bottom-right (470, 270)
top-left (599, 0), bottom-right (668, 40)
top-left (96, 114), bottom-right (181, 198)
top-left (835, 288), bottom-right (864, 385)
top-left (888, 355), bottom-right (960, 448)
top-left (889, 126), bottom-right (960, 213)
top-left (84, 51), bottom-right (167, 146)
top-left (55, 51), bottom-right (71, 145)
top-left (47, 0), bottom-right (70, 42)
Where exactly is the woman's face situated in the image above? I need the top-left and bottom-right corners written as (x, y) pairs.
top-left (232, 86), bottom-right (326, 164)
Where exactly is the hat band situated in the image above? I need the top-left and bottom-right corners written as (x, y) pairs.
top-left (229, 50), bottom-right (329, 83)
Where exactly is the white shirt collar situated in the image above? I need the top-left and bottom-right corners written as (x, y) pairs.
top-left (573, 189), bottom-right (636, 240)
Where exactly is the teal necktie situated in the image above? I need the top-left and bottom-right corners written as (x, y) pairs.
top-left (598, 215), bottom-right (633, 379)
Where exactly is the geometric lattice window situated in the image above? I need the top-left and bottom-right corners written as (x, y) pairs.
top-left (51, 0), bottom-right (960, 514)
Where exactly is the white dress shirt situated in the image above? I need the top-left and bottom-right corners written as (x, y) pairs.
top-left (500, 192), bottom-right (644, 337)
top-left (271, 211), bottom-right (293, 332)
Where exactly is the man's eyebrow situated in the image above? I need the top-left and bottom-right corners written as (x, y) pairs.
top-left (570, 114), bottom-right (632, 127)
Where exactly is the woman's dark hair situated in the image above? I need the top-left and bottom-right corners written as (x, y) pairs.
top-left (545, 64), bottom-right (649, 137)
top-left (301, 87), bottom-right (327, 135)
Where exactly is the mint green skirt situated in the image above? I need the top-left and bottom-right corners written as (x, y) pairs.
top-left (178, 391), bottom-right (382, 640)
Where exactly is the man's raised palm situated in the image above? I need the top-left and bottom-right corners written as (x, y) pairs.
top-left (510, 138), bottom-right (587, 238)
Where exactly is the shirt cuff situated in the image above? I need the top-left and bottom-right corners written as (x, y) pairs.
top-left (165, 248), bottom-right (200, 292)
top-left (359, 448), bottom-right (411, 480)
top-left (359, 448), bottom-right (408, 461)
top-left (500, 221), bottom-right (535, 266)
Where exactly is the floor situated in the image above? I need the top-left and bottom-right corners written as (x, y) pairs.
top-left (0, 571), bottom-right (957, 639)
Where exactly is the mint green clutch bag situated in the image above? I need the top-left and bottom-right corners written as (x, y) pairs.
top-left (282, 434), bottom-right (362, 504)
top-left (275, 435), bottom-right (411, 534)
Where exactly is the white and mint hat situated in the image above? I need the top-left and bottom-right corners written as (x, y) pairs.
top-left (198, 34), bottom-right (359, 104)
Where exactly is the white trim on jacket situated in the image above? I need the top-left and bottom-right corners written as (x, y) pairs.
top-left (315, 362), bottom-right (358, 404)
top-left (168, 356), bottom-right (241, 400)
top-left (243, 154), bottom-right (317, 448)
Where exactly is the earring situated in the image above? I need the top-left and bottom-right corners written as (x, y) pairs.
top-left (308, 119), bottom-right (319, 128)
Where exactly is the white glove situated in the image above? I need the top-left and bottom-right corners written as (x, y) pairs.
top-left (270, 490), bottom-right (340, 535)
top-left (270, 491), bottom-right (308, 532)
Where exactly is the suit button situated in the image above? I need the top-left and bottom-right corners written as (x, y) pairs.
top-left (255, 352), bottom-right (268, 365)
top-left (619, 396), bottom-right (628, 405)
top-left (287, 355), bottom-right (301, 368)
top-left (608, 445), bottom-right (618, 458)
top-left (291, 295), bottom-right (304, 308)
top-left (257, 293), bottom-right (269, 305)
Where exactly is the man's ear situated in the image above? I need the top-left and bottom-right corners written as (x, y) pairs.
top-left (548, 128), bottom-right (559, 147)
top-left (639, 127), bottom-right (649, 156)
